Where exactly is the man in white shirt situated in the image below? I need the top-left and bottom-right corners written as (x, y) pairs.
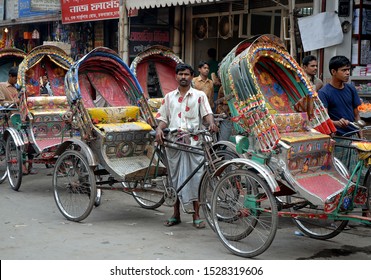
top-left (155, 63), bottom-right (218, 229)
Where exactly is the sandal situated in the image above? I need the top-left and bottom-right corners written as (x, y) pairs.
top-left (193, 219), bottom-right (206, 229)
top-left (22, 166), bottom-right (29, 176)
top-left (28, 168), bottom-right (38, 175)
top-left (164, 217), bottom-right (181, 227)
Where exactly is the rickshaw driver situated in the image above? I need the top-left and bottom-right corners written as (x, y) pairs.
top-left (155, 63), bottom-right (218, 229)
top-left (0, 67), bottom-right (19, 104)
top-left (0, 67), bottom-right (33, 175)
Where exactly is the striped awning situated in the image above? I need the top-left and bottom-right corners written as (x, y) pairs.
top-left (126, 0), bottom-right (221, 9)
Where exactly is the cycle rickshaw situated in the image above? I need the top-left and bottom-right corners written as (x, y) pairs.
top-left (3, 45), bottom-right (74, 191)
top-left (0, 47), bottom-right (26, 82)
top-left (0, 48), bottom-right (27, 184)
top-left (53, 47), bottom-right (238, 222)
top-left (210, 34), bottom-right (371, 257)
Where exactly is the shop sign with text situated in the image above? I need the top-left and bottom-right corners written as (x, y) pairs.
top-left (129, 27), bottom-right (170, 56)
top-left (61, 0), bottom-right (119, 24)
top-left (19, 0), bottom-right (58, 17)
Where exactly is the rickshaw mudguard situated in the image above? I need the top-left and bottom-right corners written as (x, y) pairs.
top-left (212, 141), bottom-right (238, 154)
top-left (3, 127), bottom-right (25, 147)
top-left (230, 135), bottom-right (250, 154)
top-left (333, 157), bottom-right (350, 179)
top-left (212, 158), bottom-right (279, 193)
top-left (54, 139), bottom-right (99, 167)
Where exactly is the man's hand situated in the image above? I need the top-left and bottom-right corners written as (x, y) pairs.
top-left (155, 127), bottom-right (165, 145)
top-left (336, 118), bottom-right (349, 128)
top-left (209, 122), bottom-right (219, 133)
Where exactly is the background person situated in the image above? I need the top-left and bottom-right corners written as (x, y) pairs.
top-left (0, 67), bottom-right (19, 104)
top-left (302, 55), bottom-right (323, 91)
top-left (192, 61), bottom-right (214, 111)
top-left (155, 63), bottom-right (218, 229)
top-left (207, 48), bottom-right (221, 109)
top-left (215, 85), bottom-right (232, 141)
top-left (39, 75), bottom-right (53, 96)
top-left (318, 55), bottom-right (369, 218)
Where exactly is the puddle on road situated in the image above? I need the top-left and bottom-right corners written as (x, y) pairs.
top-left (298, 245), bottom-right (371, 260)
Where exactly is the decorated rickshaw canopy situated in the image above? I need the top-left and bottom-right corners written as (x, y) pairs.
top-left (17, 45), bottom-right (74, 95)
top-left (0, 47), bottom-right (26, 82)
top-left (65, 47), bottom-right (144, 106)
top-left (130, 45), bottom-right (183, 98)
top-left (219, 34), bottom-right (336, 152)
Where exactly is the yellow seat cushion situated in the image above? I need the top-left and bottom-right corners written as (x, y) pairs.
top-left (27, 96), bottom-right (69, 111)
top-left (95, 122), bottom-right (152, 133)
top-left (87, 106), bottom-right (140, 124)
top-left (148, 98), bottom-right (163, 112)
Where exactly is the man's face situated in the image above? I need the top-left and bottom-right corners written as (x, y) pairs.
top-left (9, 75), bottom-right (17, 86)
top-left (176, 69), bottom-right (193, 87)
top-left (332, 65), bottom-right (350, 83)
top-left (303, 60), bottom-right (318, 76)
top-left (198, 64), bottom-right (210, 77)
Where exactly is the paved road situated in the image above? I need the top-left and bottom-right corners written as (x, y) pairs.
top-left (1, 165), bottom-right (371, 261)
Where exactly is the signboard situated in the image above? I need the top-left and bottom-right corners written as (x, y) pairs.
top-left (129, 26), bottom-right (170, 56)
top-left (18, 0), bottom-right (57, 17)
top-left (0, 0), bottom-right (4, 21)
top-left (61, 0), bottom-right (120, 24)
top-left (298, 12), bottom-right (343, 52)
top-left (31, 0), bottom-right (60, 12)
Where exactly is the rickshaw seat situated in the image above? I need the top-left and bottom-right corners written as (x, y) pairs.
top-left (87, 106), bottom-right (152, 133)
top-left (25, 96), bottom-right (71, 153)
top-left (27, 96), bottom-right (69, 116)
top-left (271, 113), bottom-right (350, 212)
top-left (87, 106), bottom-right (140, 124)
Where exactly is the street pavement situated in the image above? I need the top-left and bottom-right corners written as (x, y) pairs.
top-left (0, 164), bottom-right (371, 260)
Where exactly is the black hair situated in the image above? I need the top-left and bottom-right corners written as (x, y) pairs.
top-left (207, 48), bottom-right (217, 59)
top-left (302, 55), bottom-right (317, 66)
top-left (175, 63), bottom-right (194, 75)
top-left (198, 61), bottom-right (209, 69)
top-left (8, 66), bottom-right (18, 77)
top-left (328, 55), bottom-right (351, 73)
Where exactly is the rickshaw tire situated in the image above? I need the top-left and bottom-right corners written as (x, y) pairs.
top-left (0, 139), bottom-right (8, 184)
top-left (5, 136), bottom-right (22, 191)
top-left (53, 150), bottom-right (96, 222)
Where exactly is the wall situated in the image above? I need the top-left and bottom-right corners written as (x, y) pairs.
top-left (322, 0), bottom-right (353, 82)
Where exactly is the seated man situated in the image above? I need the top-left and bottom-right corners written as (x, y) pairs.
top-left (0, 67), bottom-right (19, 104)
top-left (39, 75), bottom-right (53, 96)
top-left (0, 67), bottom-right (34, 175)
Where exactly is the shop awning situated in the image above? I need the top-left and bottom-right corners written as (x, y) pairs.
top-left (126, 0), bottom-right (221, 9)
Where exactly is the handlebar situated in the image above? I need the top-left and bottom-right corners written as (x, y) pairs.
top-left (339, 126), bottom-right (371, 139)
top-left (0, 102), bottom-right (17, 112)
top-left (349, 119), bottom-right (366, 130)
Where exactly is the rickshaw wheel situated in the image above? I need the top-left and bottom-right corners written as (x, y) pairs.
top-left (364, 171), bottom-right (371, 213)
top-left (211, 169), bottom-right (278, 258)
top-left (131, 179), bottom-right (166, 210)
top-left (287, 196), bottom-right (348, 240)
top-left (94, 188), bottom-right (102, 207)
top-left (0, 139), bottom-right (8, 184)
top-left (6, 136), bottom-right (23, 191)
top-left (131, 151), bottom-right (166, 210)
top-left (199, 148), bottom-right (239, 231)
top-left (94, 173), bottom-right (104, 207)
top-left (53, 150), bottom-right (96, 222)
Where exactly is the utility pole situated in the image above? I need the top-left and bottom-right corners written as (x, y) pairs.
top-left (119, 0), bottom-right (129, 64)
top-left (288, 0), bottom-right (296, 59)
